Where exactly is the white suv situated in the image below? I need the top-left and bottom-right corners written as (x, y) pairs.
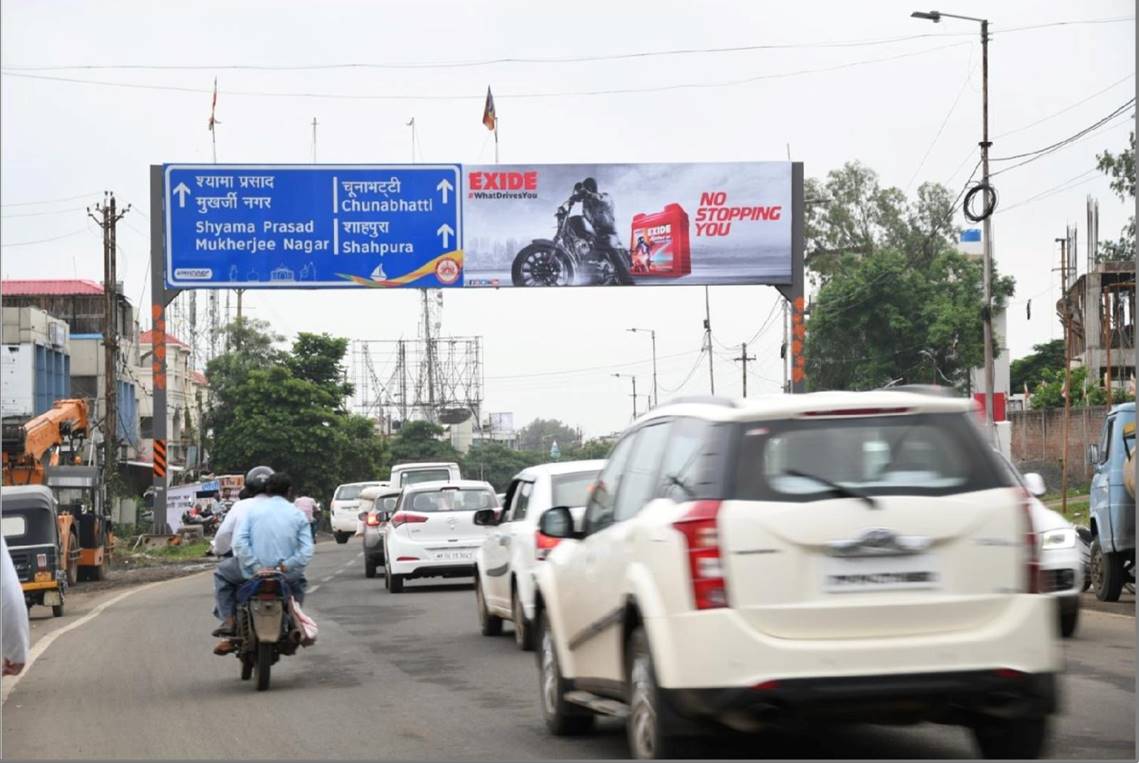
top-left (533, 392), bottom-right (1062, 759)
top-left (473, 460), bottom-right (606, 651)
top-left (330, 481), bottom-right (386, 543)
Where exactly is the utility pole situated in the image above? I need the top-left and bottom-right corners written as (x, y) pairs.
top-left (312, 117), bottom-right (318, 163)
top-left (613, 373), bottom-right (638, 420)
top-left (88, 192), bottom-right (131, 500)
top-left (704, 286), bottom-right (715, 394)
top-left (911, 10), bottom-right (996, 443)
top-left (627, 328), bottom-right (658, 408)
top-left (1057, 236), bottom-right (1073, 515)
top-left (734, 343), bottom-right (757, 397)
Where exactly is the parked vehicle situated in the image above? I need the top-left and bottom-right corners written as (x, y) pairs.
top-left (1, 485), bottom-right (71, 616)
top-left (383, 480), bottom-right (498, 593)
top-left (996, 453), bottom-right (1083, 638)
top-left (533, 392), bottom-right (1061, 759)
top-left (231, 571), bottom-right (303, 691)
top-left (1087, 402), bottom-right (1136, 601)
top-left (358, 485), bottom-right (402, 578)
top-left (474, 460), bottom-right (605, 651)
top-left (330, 481), bottom-right (387, 544)
top-left (389, 462), bottom-right (461, 488)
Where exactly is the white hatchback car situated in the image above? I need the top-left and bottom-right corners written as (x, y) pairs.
top-left (473, 460), bottom-right (606, 650)
top-left (533, 392), bottom-right (1062, 759)
top-left (383, 480), bottom-right (499, 593)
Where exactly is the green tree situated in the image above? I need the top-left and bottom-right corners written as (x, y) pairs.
top-left (804, 164), bottom-right (1014, 391)
top-left (389, 421), bottom-right (461, 465)
top-left (1030, 365), bottom-right (1135, 409)
top-left (206, 323), bottom-right (388, 501)
top-left (288, 332), bottom-right (353, 400)
top-left (515, 418), bottom-right (581, 454)
top-left (1096, 132), bottom-right (1135, 263)
top-left (461, 441), bottom-right (543, 491)
top-left (1010, 339), bottom-right (1067, 394)
top-left (563, 438), bottom-right (613, 460)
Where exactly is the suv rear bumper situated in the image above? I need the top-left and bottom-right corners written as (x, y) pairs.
top-left (662, 670), bottom-right (1058, 726)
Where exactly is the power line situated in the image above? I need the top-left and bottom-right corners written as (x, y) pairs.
top-left (906, 54), bottom-right (977, 193)
top-left (1, 206), bottom-right (84, 219)
top-left (0, 228), bottom-right (92, 247)
top-left (993, 72), bottom-right (1135, 139)
top-left (4, 16), bottom-right (1130, 72)
top-left (0, 190), bottom-right (103, 208)
top-left (0, 42), bottom-right (973, 102)
top-left (995, 169), bottom-right (1105, 216)
top-left (991, 98), bottom-right (1135, 161)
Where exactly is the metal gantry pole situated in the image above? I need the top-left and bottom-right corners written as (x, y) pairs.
top-left (149, 166), bottom-right (171, 534)
top-left (650, 330), bottom-right (658, 409)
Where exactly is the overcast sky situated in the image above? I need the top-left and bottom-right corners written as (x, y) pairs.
top-left (1, 0), bottom-right (1134, 438)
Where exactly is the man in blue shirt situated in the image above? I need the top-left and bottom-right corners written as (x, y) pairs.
top-left (234, 472), bottom-right (314, 601)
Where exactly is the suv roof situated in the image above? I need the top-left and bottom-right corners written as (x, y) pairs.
top-left (392, 462), bottom-right (459, 469)
top-left (517, 460), bottom-right (607, 479)
top-left (641, 390), bottom-right (975, 425)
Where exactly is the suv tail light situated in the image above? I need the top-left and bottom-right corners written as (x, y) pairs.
top-left (673, 500), bottom-right (727, 610)
top-left (391, 513), bottom-right (428, 529)
top-left (535, 530), bottom-right (560, 561)
top-left (365, 513), bottom-right (381, 527)
top-left (1019, 490), bottom-right (1042, 594)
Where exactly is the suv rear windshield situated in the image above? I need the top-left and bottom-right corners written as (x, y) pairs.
top-left (402, 488), bottom-right (496, 512)
top-left (551, 470), bottom-right (601, 508)
top-left (401, 469), bottom-right (451, 486)
top-left (733, 412), bottom-right (1012, 501)
top-left (335, 484), bottom-right (377, 501)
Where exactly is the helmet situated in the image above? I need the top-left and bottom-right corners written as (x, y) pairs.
top-left (244, 465), bottom-right (274, 494)
top-left (582, 177), bottom-right (597, 194)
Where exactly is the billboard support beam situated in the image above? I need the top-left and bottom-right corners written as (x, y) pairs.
top-left (776, 162), bottom-right (806, 393)
top-left (150, 165), bottom-right (181, 534)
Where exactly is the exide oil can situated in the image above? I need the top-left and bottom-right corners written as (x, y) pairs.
top-left (629, 204), bottom-right (691, 278)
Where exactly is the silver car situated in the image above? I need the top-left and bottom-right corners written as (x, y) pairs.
top-left (359, 486), bottom-right (402, 579)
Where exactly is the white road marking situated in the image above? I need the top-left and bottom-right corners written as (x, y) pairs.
top-left (321, 576), bottom-right (335, 583)
top-left (1, 571), bottom-right (211, 705)
top-left (308, 584), bottom-right (321, 594)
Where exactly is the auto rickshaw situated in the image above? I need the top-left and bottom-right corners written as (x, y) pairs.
top-left (1, 484), bottom-right (72, 617)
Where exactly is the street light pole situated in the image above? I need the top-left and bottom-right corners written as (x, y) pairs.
top-left (627, 328), bottom-right (658, 408)
top-left (912, 9), bottom-right (996, 441)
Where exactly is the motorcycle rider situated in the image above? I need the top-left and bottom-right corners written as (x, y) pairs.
top-left (569, 177), bottom-right (631, 281)
top-left (233, 472), bottom-right (313, 603)
top-left (211, 465), bottom-right (273, 652)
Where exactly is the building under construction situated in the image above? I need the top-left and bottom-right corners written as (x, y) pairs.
top-left (1059, 259), bottom-right (1136, 396)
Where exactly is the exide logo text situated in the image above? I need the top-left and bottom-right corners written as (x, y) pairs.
top-left (469, 171), bottom-right (538, 191)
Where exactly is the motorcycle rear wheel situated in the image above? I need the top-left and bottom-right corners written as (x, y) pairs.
top-left (512, 245), bottom-right (575, 287)
top-left (255, 643), bottom-right (273, 691)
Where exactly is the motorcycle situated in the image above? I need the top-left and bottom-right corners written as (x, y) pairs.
top-left (183, 504), bottom-right (224, 537)
top-left (232, 570), bottom-right (303, 691)
top-left (511, 193), bottom-right (635, 287)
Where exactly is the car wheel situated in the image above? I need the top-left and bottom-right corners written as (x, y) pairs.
top-left (1091, 538), bottom-right (1125, 602)
top-left (386, 558), bottom-right (404, 593)
top-left (971, 716), bottom-right (1049, 759)
top-left (334, 532), bottom-right (350, 544)
top-left (626, 627), bottom-right (686, 759)
top-left (476, 577), bottom-right (503, 636)
top-left (364, 555), bottom-right (378, 579)
top-left (51, 601), bottom-right (65, 618)
top-left (1059, 604), bottom-right (1079, 638)
top-left (537, 611), bottom-right (594, 736)
top-left (513, 586), bottom-right (534, 651)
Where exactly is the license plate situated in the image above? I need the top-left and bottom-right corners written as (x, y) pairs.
top-left (434, 550), bottom-right (473, 562)
top-left (823, 553), bottom-right (940, 593)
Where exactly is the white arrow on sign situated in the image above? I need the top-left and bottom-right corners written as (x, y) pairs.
top-left (436, 178), bottom-right (453, 204)
top-left (172, 182), bottom-right (192, 208)
top-left (436, 223), bottom-right (455, 248)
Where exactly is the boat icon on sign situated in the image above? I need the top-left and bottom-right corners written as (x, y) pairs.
top-left (370, 264), bottom-right (387, 281)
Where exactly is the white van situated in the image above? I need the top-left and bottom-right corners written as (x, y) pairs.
top-left (389, 462), bottom-right (461, 488)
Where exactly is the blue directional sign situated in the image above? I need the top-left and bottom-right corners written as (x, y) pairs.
top-left (163, 164), bottom-right (463, 289)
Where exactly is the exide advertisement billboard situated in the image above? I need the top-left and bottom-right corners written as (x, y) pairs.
top-left (461, 162), bottom-right (795, 288)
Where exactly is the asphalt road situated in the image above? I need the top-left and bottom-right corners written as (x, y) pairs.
top-left (2, 540), bottom-right (1135, 759)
